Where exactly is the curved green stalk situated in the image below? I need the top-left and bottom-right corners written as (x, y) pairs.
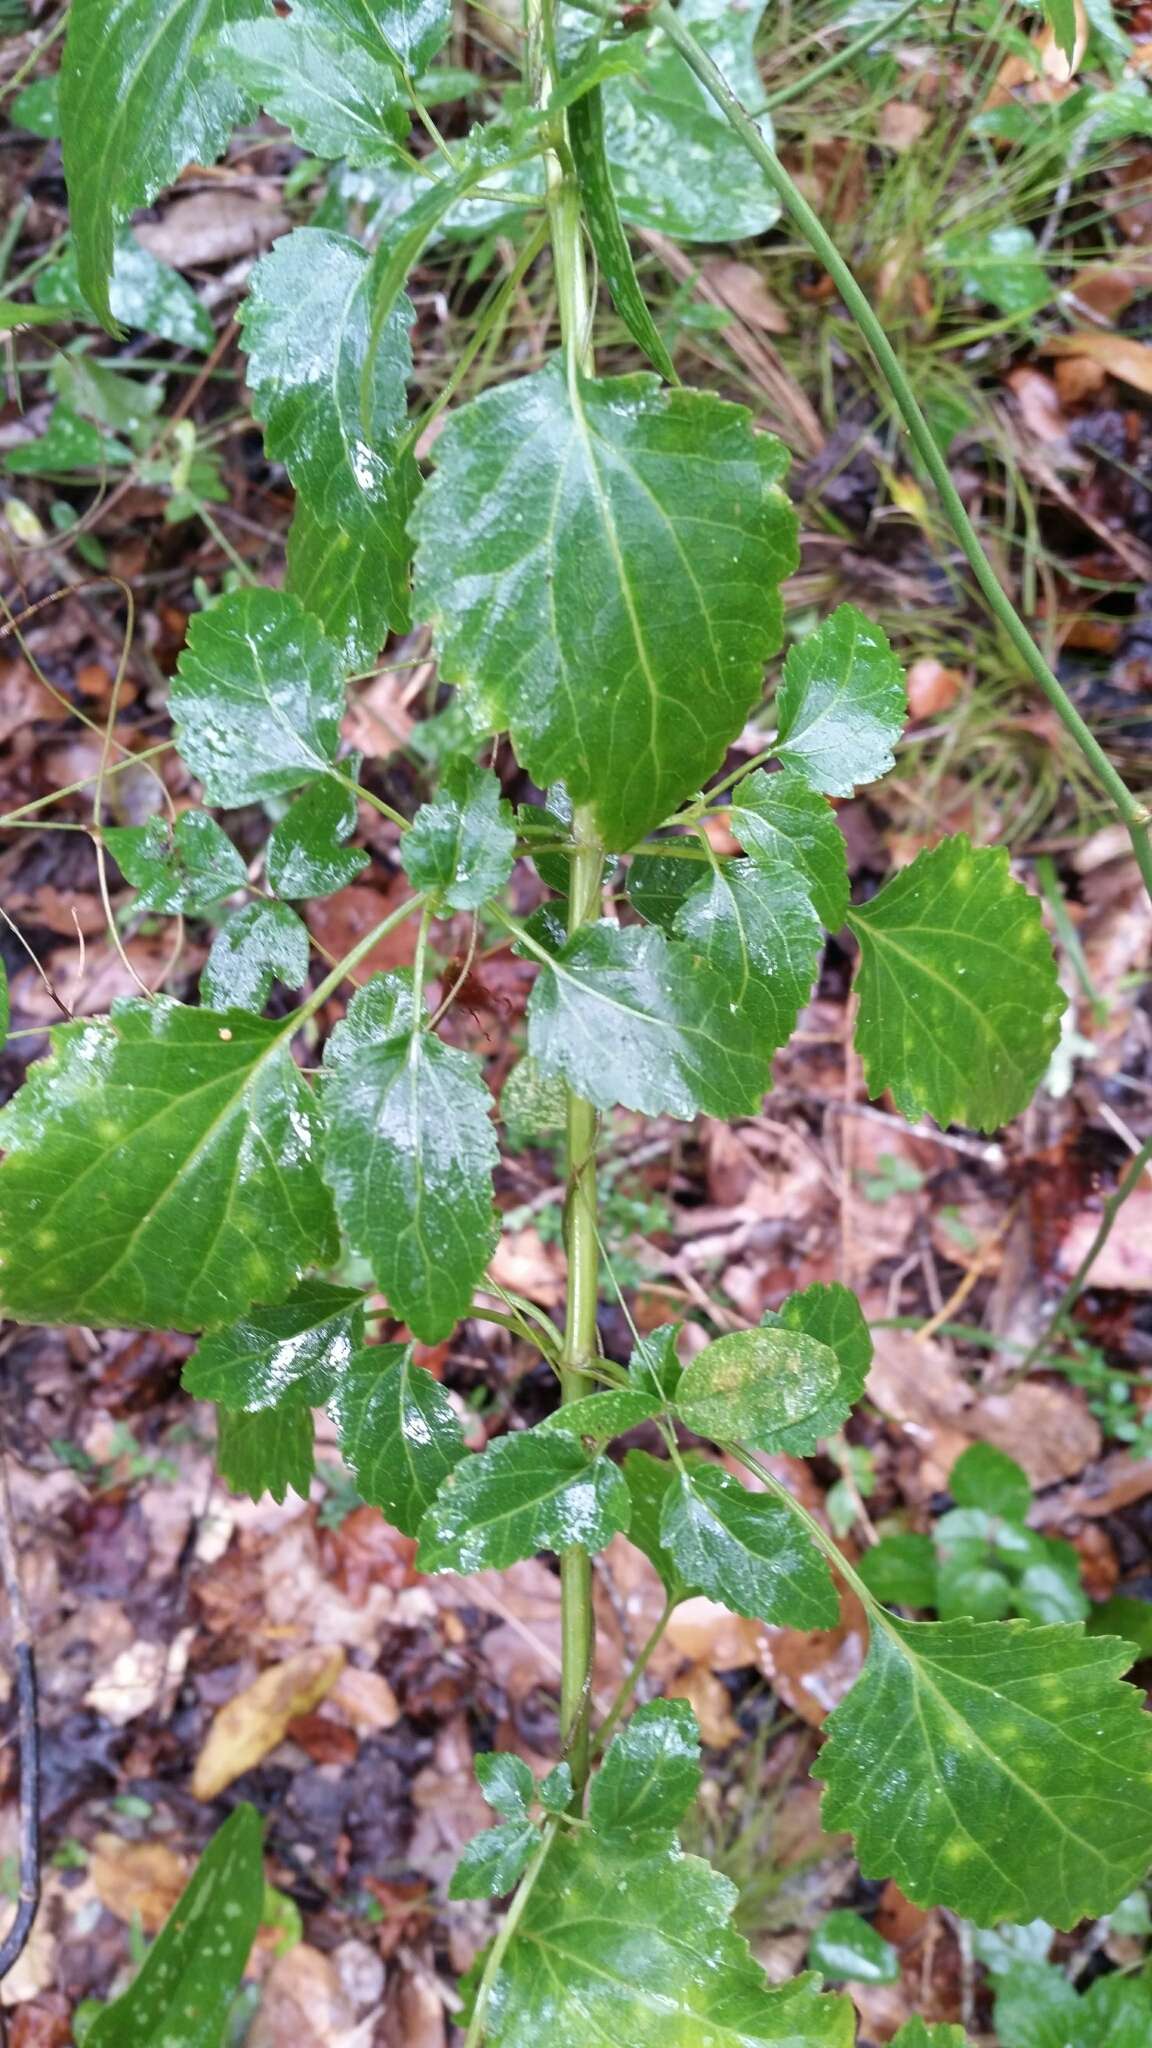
top-left (650, 0), bottom-right (1152, 901)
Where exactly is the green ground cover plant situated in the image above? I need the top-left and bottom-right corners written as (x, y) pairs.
top-left (4, 0), bottom-right (1152, 2038)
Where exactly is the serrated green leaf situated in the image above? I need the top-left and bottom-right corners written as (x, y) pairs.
top-left (775, 606), bottom-right (906, 797)
top-left (329, 1344), bottom-right (465, 1534)
top-left (474, 1825), bottom-right (855, 2045)
top-left (216, 1401), bottom-right (314, 1504)
top-left (321, 1014), bottom-right (498, 1343)
top-left (540, 1389), bottom-right (663, 1441)
top-left (299, 0), bottom-right (451, 72)
top-left (412, 361), bottom-right (797, 848)
top-left (538, 1762), bottom-right (574, 1814)
top-left (988, 1962), bottom-right (1079, 2048)
top-left (401, 761), bottom-right (516, 909)
top-left (476, 1751), bottom-right (536, 1821)
top-left (673, 854), bottom-right (823, 1049)
top-left (856, 1532), bottom-right (938, 1610)
top-left (201, 900), bottom-right (311, 1012)
top-left (0, 1000), bottom-right (336, 1331)
top-left (950, 1443), bottom-right (1032, 1523)
top-left (526, 920), bottom-right (777, 1119)
top-left (451, 1821), bottom-right (538, 1901)
top-left (590, 1700), bottom-right (701, 1833)
top-left (217, 14), bottom-right (408, 163)
top-left (819, 1616), bottom-right (1152, 1925)
top-left (182, 1280), bottom-right (366, 1410)
top-left (660, 1465), bottom-right (839, 1628)
top-left (267, 771), bottom-right (368, 901)
top-left (626, 849), bottom-right (705, 933)
top-left (729, 766), bottom-right (849, 932)
top-left (622, 1449), bottom-right (696, 1599)
top-left (59, 0), bottom-right (262, 331)
top-left (172, 588), bottom-right (347, 805)
top-left (675, 1325), bottom-right (839, 1447)
top-left (629, 1324), bottom-right (683, 1401)
top-left (567, 84), bottom-right (677, 381)
top-left (501, 1054), bottom-right (567, 1148)
top-left (1073, 1974), bottom-right (1152, 2048)
top-left (598, 0), bottom-right (782, 243)
top-left (34, 234), bottom-right (213, 348)
top-left (939, 224), bottom-right (1050, 319)
top-left (85, 1806), bottom-right (264, 2047)
top-left (104, 810), bottom-right (246, 914)
top-left (758, 1282), bottom-right (873, 1453)
top-left (808, 1909), bottom-right (899, 1985)
top-left (324, 970), bottom-right (419, 1060)
top-left (417, 1430), bottom-right (630, 1573)
top-left (848, 836), bottom-right (1065, 1132)
top-left (241, 229), bottom-right (416, 659)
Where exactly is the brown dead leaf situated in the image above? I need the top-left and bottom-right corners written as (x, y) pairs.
top-left (308, 877), bottom-right (418, 985)
top-left (1041, 331), bottom-right (1152, 396)
top-left (1066, 252), bottom-right (1152, 322)
top-left (759, 1586), bottom-right (869, 1726)
top-left (8, 1995), bottom-right (73, 2048)
top-left (850, 1983), bottom-right (917, 2039)
top-left (247, 1946), bottom-right (358, 2048)
top-left (136, 189), bottom-right (290, 266)
top-left (1056, 1186), bottom-right (1152, 1290)
top-left (878, 101), bottom-right (930, 151)
top-left (328, 1665), bottom-right (401, 1731)
top-left (1032, 1450), bottom-right (1152, 1524)
top-left (343, 668), bottom-right (418, 758)
top-left (0, 660), bottom-right (70, 744)
top-left (192, 1645), bottom-right (346, 1799)
top-left (666, 1596), bottom-right (765, 1672)
top-left (906, 657), bottom-right (964, 719)
top-left (487, 1224), bottom-right (566, 1307)
top-left (377, 1968), bottom-right (448, 2048)
top-left (84, 1630), bottom-right (192, 1726)
top-left (867, 1326), bottom-right (1101, 1488)
top-left (1007, 366), bottom-right (1069, 442)
top-left (700, 257), bottom-right (790, 334)
top-left (89, 1835), bottom-right (190, 1933)
top-left (11, 933), bottom-right (202, 1025)
top-left (667, 1663), bottom-right (740, 1746)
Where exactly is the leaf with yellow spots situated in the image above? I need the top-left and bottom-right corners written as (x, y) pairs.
top-left (818, 1614), bottom-right (1152, 1927)
top-left (0, 998), bottom-right (336, 1332)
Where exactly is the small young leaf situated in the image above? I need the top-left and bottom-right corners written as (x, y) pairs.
top-left (675, 1325), bottom-right (839, 1446)
top-left (183, 1281), bottom-right (365, 1411)
top-left (0, 1001), bottom-right (336, 1332)
top-left (540, 1388), bottom-right (663, 1441)
top-left (267, 771), bottom-right (369, 900)
top-left (4, 404), bottom-right (126, 475)
top-left (501, 1054), bottom-right (567, 1147)
top-left (329, 1344), bottom-right (465, 1535)
top-left (589, 1700), bottom-right (701, 1834)
top-left (172, 588), bottom-right (347, 805)
top-left (660, 1465), bottom-right (839, 1628)
top-left (808, 1909), bottom-right (900, 1985)
top-left (449, 1820), bottom-right (537, 1900)
top-left (527, 920), bottom-right (777, 1120)
top-left (758, 1281), bottom-right (873, 1453)
top-left (476, 1751), bottom-right (536, 1822)
top-left (416, 1430), bottom-right (630, 1573)
top-left (538, 1761), bottom-right (573, 1814)
top-left (400, 760), bottom-right (516, 909)
top-left (629, 1324), bottom-right (683, 1401)
top-left (986, 1962), bottom-right (1079, 2048)
top-left (567, 85), bottom-right (677, 382)
top-left (950, 1443), bottom-right (1032, 1523)
top-left (622, 1449), bottom-right (697, 1600)
top-left (819, 1616), bottom-right (1152, 1925)
top-left (775, 605), bottom-right (907, 797)
top-left (412, 362), bottom-right (797, 849)
top-left (59, 0), bottom-right (262, 332)
top-left (304, 0), bottom-right (452, 71)
top-left (729, 765), bottom-right (849, 932)
top-left (216, 1402), bottom-right (314, 1504)
top-left (321, 1022), bottom-right (498, 1343)
top-left (324, 968), bottom-right (418, 1059)
top-left (84, 1806), bottom-right (264, 2047)
top-left (626, 849), bottom-right (703, 933)
top-left (34, 234), bottom-right (213, 349)
top-left (848, 836), bottom-right (1065, 1132)
top-left (673, 854), bottom-right (823, 1051)
top-left (104, 810), bottom-right (247, 913)
top-left (200, 900), bottom-right (311, 1012)
top-left (856, 1532), bottom-right (938, 1610)
top-left (218, 14), bottom-right (408, 163)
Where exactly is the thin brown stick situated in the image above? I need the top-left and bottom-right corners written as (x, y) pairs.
top-left (0, 1451), bottom-right (40, 1989)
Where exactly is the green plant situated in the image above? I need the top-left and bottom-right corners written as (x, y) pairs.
top-left (5, 0), bottom-right (1152, 2040)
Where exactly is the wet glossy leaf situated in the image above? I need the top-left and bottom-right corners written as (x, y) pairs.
top-left (59, 0), bottom-right (262, 331)
top-left (4, 404), bottom-right (127, 475)
top-left (675, 1325), bottom-right (839, 1447)
top-left (993, 1969), bottom-right (1152, 2048)
top-left (526, 920), bottom-right (777, 1119)
top-left (85, 1806), bottom-right (264, 2047)
top-left (622, 1449), bottom-right (697, 1600)
top-left (217, 14), bottom-right (408, 163)
top-left (626, 849), bottom-right (705, 933)
top-left (412, 361), bottom-right (797, 848)
top-left (660, 1465), bottom-right (839, 1628)
top-left (939, 224), bottom-right (1050, 318)
top-left (856, 1532), bottom-right (938, 1610)
top-left (302, 0), bottom-right (452, 71)
top-left (473, 1824), bottom-right (855, 2045)
top-left (267, 771), bottom-right (368, 900)
top-left (0, 1000), bottom-right (336, 1332)
top-left (200, 900), bottom-right (311, 1011)
top-left (321, 1000), bottom-right (498, 1342)
top-left (808, 1910), bottom-right (899, 1985)
top-left (182, 1281), bottom-right (366, 1410)
top-left (567, 85), bottom-right (677, 381)
top-left (476, 1751), bottom-right (536, 1821)
top-left (891, 2026), bottom-right (971, 2048)
top-left (950, 1443), bottom-right (1032, 1523)
top-left (329, 1343), bottom-right (465, 1534)
top-left (598, 0), bottom-right (782, 243)
top-left (401, 760), bottom-right (516, 909)
top-left (241, 229), bottom-right (416, 657)
top-left (450, 1821), bottom-right (538, 1900)
top-left (758, 1282), bottom-right (873, 1454)
top-left (501, 1054), bottom-right (567, 1147)
top-left (673, 854), bottom-right (823, 1051)
top-left (819, 1616), bottom-right (1152, 1925)
top-left (540, 1388), bottom-right (664, 1441)
top-left (324, 969), bottom-right (419, 1060)
top-left (538, 1762), bottom-right (573, 1815)
top-left (729, 766), bottom-right (849, 931)
top-left (848, 836), bottom-right (1065, 1132)
top-left (775, 606), bottom-right (907, 797)
top-left (104, 810), bottom-right (247, 914)
top-left (589, 1700), bottom-right (701, 1834)
top-left (629, 1324), bottom-right (683, 1401)
top-left (34, 234), bottom-right (212, 348)
top-left (417, 1430), bottom-right (630, 1573)
top-left (172, 588), bottom-right (347, 805)
top-left (216, 1401), bottom-right (314, 1504)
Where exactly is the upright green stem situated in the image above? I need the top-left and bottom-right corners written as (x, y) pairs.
top-left (651, 0), bottom-right (1152, 901)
